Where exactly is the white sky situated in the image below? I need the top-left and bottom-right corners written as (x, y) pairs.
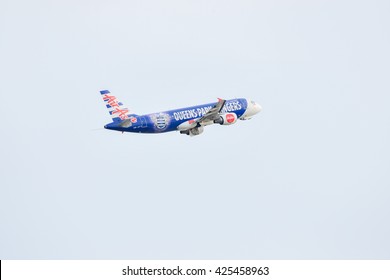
top-left (0, 0), bottom-right (389, 259)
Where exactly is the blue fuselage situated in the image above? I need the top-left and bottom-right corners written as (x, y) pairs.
top-left (105, 98), bottom-right (248, 133)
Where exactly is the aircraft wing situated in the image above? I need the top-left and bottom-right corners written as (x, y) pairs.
top-left (197, 98), bottom-right (226, 124)
top-left (177, 98), bottom-right (226, 133)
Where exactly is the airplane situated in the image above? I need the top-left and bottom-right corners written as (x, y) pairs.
top-left (100, 90), bottom-right (262, 136)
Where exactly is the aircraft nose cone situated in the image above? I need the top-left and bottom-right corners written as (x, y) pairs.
top-left (255, 103), bottom-right (262, 113)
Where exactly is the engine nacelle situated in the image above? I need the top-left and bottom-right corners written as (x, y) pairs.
top-left (177, 119), bottom-right (197, 131)
top-left (189, 126), bottom-right (204, 136)
top-left (214, 113), bottom-right (238, 125)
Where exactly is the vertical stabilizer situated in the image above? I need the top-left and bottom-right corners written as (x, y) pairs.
top-left (100, 90), bottom-right (137, 122)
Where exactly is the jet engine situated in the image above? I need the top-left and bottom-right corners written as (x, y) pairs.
top-left (189, 126), bottom-right (204, 136)
top-left (180, 126), bottom-right (204, 136)
top-left (177, 119), bottom-right (197, 131)
top-left (214, 113), bottom-right (238, 125)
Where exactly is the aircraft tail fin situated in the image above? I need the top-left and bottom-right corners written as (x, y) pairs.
top-left (100, 90), bottom-right (137, 122)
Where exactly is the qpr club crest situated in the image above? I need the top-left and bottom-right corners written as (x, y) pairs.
top-left (151, 113), bottom-right (170, 130)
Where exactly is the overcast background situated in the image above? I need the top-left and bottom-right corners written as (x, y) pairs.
top-left (1, 0), bottom-right (389, 259)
